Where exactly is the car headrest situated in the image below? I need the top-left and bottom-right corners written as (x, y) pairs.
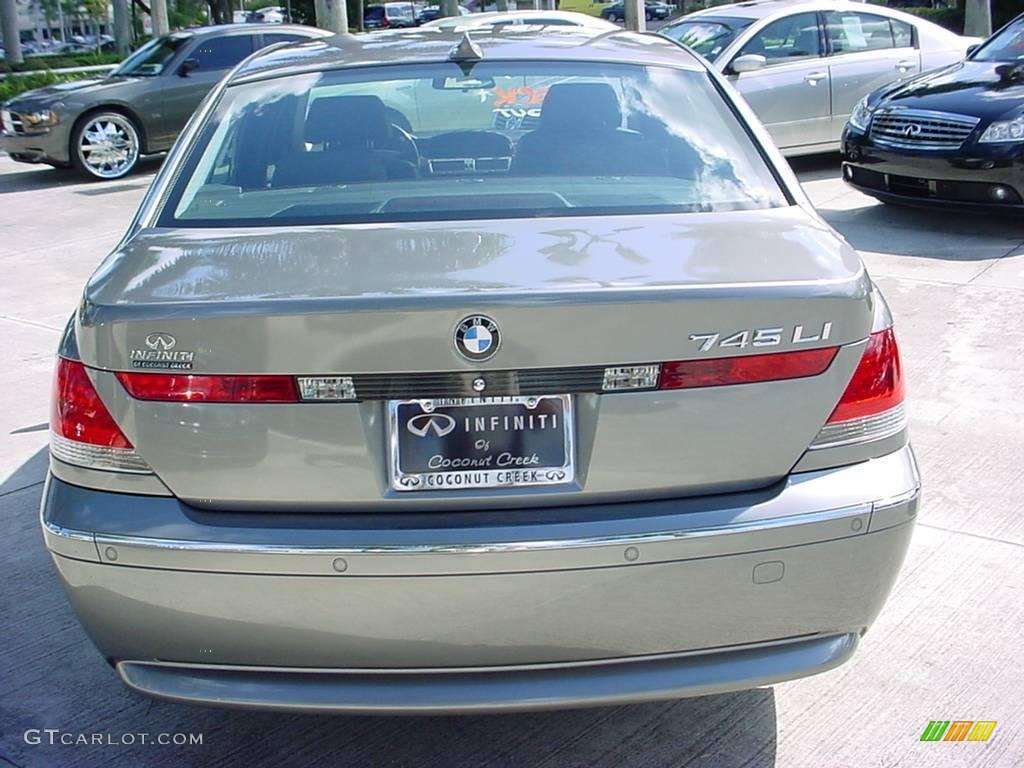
top-left (538, 83), bottom-right (622, 133)
top-left (305, 95), bottom-right (391, 145)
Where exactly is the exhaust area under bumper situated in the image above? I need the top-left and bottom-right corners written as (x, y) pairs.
top-left (116, 633), bottom-right (860, 715)
top-left (43, 445), bottom-right (920, 711)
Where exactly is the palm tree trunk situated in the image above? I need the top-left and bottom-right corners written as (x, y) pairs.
top-left (964, 0), bottom-right (992, 37)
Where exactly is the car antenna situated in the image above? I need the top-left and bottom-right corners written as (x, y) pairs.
top-left (449, 31), bottom-right (483, 73)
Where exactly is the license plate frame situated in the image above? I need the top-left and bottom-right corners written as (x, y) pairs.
top-left (387, 395), bottom-right (575, 492)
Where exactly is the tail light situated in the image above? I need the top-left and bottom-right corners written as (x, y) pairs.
top-left (601, 349), bottom-right (838, 392)
top-left (810, 328), bottom-right (906, 450)
top-left (115, 373), bottom-right (298, 403)
top-left (51, 358), bottom-right (150, 473)
top-left (659, 347), bottom-right (838, 390)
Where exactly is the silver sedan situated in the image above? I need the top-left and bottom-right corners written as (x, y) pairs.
top-left (42, 25), bottom-right (919, 714)
top-left (661, 0), bottom-right (978, 155)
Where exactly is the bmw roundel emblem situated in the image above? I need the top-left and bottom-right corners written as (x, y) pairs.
top-left (455, 315), bottom-right (500, 362)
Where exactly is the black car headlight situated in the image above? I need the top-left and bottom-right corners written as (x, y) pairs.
top-left (979, 115), bottom-right (1024, 143)
top-left (848, 96), bottom-right (874, 133)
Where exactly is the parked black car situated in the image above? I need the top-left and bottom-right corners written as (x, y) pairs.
top-left (887, 1), bottom-right (950, 8)
top-left (841, 13), bottom-right (1024, 211)
top-left (600, 2), bottom-right (672, 23)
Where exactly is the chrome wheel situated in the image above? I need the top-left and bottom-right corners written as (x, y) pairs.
top-left (75, 113), bottom-right (139, 180)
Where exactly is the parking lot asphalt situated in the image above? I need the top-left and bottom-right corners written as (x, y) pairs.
top-left (2, 153), bottom-right (1023, 768)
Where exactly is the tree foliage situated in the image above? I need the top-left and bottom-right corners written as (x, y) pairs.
top-left (169, 0), bottom-right (208, 28)
top-left (207, 0), bottom-right (233, 25)
top-left (82, 0), bottom-right (109, 22)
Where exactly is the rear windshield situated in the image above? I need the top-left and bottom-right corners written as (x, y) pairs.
top-left (162, 61), bottom-right (786, 227)
top-left (660, 18), bottom-right (755, 61)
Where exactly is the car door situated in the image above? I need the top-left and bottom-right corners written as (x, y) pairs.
top-left (824, 11), bottom-right (921, 139)
top-left (157, 33), bottom-right (258, 148)
top-left (726, 12), bottom-right (832, 152)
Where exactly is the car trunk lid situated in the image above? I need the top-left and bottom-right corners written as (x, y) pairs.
top-left (76, 207), bottom-right (873, 508)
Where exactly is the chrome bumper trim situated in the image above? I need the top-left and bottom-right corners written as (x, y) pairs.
top-left (91, 501), bottom-right (871, 556)
top-left (46, 494), bottom-right (923, 576)
top-left (42, 519), bottom-right (95, 544)
top-left (42, 446), bottom-right (921, 576)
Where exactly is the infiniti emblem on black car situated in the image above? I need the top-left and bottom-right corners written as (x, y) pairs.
top-left (455, 315), bottom-right (500, 362)
top-left (903, 124), bottom-right (922, 138)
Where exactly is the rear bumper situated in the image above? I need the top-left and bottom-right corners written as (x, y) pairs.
top-left (42, 445), bottom-right (920, 712)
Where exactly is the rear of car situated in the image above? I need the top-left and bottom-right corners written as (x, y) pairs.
top-left (365, 3), bottom-right (418, 29)
top-left (649, 2), bottom-right (672, 20)
top-left (42, 29), bottom-right (919, 713)
top-left (602, 3), bottom-right (668, 22)
top-left (842, 13), bottom-right (1024, 211)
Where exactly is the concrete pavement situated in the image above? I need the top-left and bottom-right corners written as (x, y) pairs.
top-left (1, 154), bottom-right (1022, 767)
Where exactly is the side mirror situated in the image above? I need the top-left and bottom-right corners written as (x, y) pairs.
top-left (177, 58), bottom-right (200, 77)
top-left (966, 43), bottom-right (980, 57)
top-left (729, 54), bottom-right (768, 75)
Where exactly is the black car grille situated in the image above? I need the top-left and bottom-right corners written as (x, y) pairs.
top-left (1, 109), bottom-right (26, 135)
top-left (869, 108), bottom-right (980, 151)
top-left (351, 366), bottom-right (608, 400)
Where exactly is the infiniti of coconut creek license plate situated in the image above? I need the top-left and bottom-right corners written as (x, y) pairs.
top-left (388, 395), bottom-right (575, 491)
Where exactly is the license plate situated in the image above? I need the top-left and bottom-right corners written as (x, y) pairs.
top-left (388, 395), bottom-right (574, 492)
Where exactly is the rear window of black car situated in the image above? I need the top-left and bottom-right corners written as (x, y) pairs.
top-left (161, 61), bottom-right (788, 227)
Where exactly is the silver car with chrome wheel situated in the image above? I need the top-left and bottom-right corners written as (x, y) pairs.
top-left (0, 24), bottom-right (328, 180)
top-left (42, 26), bottom-right (919, 714)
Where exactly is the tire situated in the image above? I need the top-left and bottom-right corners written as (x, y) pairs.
top-left (71, 110), bottom-right (141, 181)
top-left (646, 11), bottom-right (653, 21)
